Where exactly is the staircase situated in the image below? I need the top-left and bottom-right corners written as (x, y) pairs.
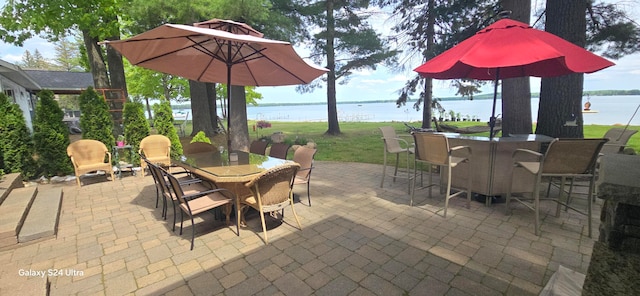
top-left (0, 173), bottom-right (62, 296)
top-left (0, 173), bottom-right (63, 249)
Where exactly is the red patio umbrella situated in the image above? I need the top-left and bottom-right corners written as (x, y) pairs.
top-left (414, 18), bottom-right (615, 138)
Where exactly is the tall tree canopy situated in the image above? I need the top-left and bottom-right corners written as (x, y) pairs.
top-left (297, 0), bottom-right (398, 135)
top-left (380, 0), bottom-right (500, 128)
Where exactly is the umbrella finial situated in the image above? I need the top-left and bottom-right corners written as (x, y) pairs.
top-left (498, 10), bottom-right (512, 19)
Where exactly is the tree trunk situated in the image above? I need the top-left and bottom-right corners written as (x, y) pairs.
top-left (105, 35), bottom-right (128, 98)
top-left (537, 0), bottom-right (586, 138)
top-left (229, 85), bottom-right (250, 152)
top-left (501, 0), bottom-right (532, 136)
top-left (189, 81), bottom-right (218, 136)
top-left (325, 0), bottom-right (340, 135)
top-left (82, 30), bottom-right (109, 89)
top-left (422, 0), bottom-right (435, 129)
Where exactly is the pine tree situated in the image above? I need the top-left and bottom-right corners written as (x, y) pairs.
top-left (152, 100), bottom-right (183, 158)
top-left (79, 87), bottom-right (115, 148)
top-left (33, 90), bottom-right (73, 177)
top-left (0, 93), bottom-right (37, 179)
top-left (122, 101), bottom-right (150, 165)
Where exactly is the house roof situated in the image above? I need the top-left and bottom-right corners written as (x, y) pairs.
top-left (23, 70), bottom-right (94, 94)
top-left (0, 59), bottom-right (41, 90)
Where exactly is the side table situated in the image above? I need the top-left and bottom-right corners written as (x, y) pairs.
top-left (113, 145), bottom-right (135, 178)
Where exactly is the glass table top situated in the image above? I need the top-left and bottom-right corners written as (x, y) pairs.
top-left (173, 150), bottom-right (289, 178)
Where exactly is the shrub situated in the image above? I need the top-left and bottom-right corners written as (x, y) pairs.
top-left (190, 131), bottom-right (212, 144)
top-left (0, 93), bottom-right (37, 179)
top-left (123, 101), bottom-right (150, 166)
top-left (152, 101), bottom-right (183, 158)
top-left (33, 90), bottom-right (73, 177)
top-left (79, 87), bottom-right (115, 148)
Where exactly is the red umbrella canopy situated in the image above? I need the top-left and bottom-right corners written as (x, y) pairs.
top-left (414, 18), bottom-right (614, 80)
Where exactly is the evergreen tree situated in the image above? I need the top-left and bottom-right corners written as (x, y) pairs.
top-left (33, 90), bottom-right (73, 177)
top-left (297, 0), bottom-right (398, 135)
top-left (122, 101), bottom-right (150, 166)
top-left (79, 87), bottom-right (115, 148)
top-left (380, 0), bottom-right (499, 128)
top-left (152, 100), bottom-right (183, 158)
top-left (0, 93), bottom-right (37, 179)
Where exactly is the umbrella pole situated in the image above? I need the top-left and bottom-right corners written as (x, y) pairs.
top-left (226, 63), bottom-right (232, 157)
top-left (489, 68), bottom-right (500, 139)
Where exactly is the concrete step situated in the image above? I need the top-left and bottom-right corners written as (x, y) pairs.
top-left (0, 187), bottom-right (37, 248)
top-left (19, 187), bottom-right (63, 243)
top-left (0, 173), bottom-right (23, 205)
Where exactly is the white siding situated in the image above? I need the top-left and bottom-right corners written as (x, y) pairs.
top-left (0, 76), bottom-right (35, 132)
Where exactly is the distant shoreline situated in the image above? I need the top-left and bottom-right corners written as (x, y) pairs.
top-left (172, 90), bottom-right (640, 109)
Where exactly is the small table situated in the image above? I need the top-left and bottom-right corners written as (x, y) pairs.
top-left (112, 145), bottom-right (135, 179)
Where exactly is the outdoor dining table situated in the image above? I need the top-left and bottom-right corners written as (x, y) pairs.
top-left (441, 133), bottom-right (556, 206)
top-left (172, 150), bottom-right (291, 224)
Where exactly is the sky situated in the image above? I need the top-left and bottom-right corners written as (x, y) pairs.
top-left (0, 1), bottom-right (638, 105)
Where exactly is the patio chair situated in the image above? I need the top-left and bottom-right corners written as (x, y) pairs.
top-left (379, 126), bottom-right (415, 193)
top-left (139, 135), bottom-right (172, 175)
top-left (162, 166), bottom-right (237, 250)
top-left (143, 156), bottom-right (202, 224)
top-left (67, 139), bottom-right (115, 187)
top-left (411, 132), bottom-right (472, 217)
top-left (241, 163), bottom-right (302, 244)
top-left (268, 143), bottom-right (290, 159)
top-left (600, 128), bottom-right (637, 155)
top-left (183, 142), bottom-right (217, 155)
top-left (292, 146), bottom-right (317, 206)
top-left (506, 138), bottom-right (608, 237)
top-left (249, 140), bottom-right (268, 155)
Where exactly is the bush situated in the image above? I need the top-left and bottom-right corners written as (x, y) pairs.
top-left (0, 93), bottom-right (37, 179)
top-left (123, 101), bottom-right (150, 166)
top-left (190, 131), bottom-right (212, 144)
top-left (33, 90), bottom-right (73, 177)
top-left (79, 87), bottom-right (115, 148)
top-left (152, 101), bottom-right (183, 158)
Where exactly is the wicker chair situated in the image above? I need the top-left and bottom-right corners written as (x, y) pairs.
top-left (139, 135), bottom-right (172, 174)
top-left (379, 126), bottom-right (415, 192)
top-left (411, 132), bottom-right (472, 217)
top-left (268, 143), bottom-right (290, 159)
top-left (162, 166), bottom-right (237, 250)
top-left (506, 138), bottom-right (608, 237)
top-left (242, 163), bottom-right (301, 244)
top-left (292, 146), bottom-right (317, 206)
top-left (67, 139), bottom-right (115, 187)
top-left (249, 140), bottom-right (268, 155)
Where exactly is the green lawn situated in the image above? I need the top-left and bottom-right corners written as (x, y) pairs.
top-left (182, 121), bottom-right (640, 165)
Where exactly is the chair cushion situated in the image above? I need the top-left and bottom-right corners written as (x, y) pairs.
top-left (180, 192), bottom-right (231, 215)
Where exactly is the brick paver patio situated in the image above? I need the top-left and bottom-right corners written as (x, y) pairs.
top-left (0, 161), bottom-right (599, 295)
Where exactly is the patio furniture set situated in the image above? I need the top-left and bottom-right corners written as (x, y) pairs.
top-left (66, 135), bottom-right (318, 250)
top-left (379, 126), bottom-right (637, 237)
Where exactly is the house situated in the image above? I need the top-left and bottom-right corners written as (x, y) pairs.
top-left (0, 59), bottom-right (94, 131)
top-left (0, 59), bottom-right (40, 131)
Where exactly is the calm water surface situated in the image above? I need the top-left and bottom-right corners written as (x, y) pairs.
top-left (245, 95), bottom-right (640, 125)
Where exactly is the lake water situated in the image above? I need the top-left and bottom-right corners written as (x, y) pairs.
top-left (244, 95), bottom-right (640, 125)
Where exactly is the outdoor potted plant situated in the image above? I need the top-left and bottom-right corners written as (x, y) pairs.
top-left (117, 135), bottom-right (125, 147)
top-left (448, 110), bottom-right (456, 122)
